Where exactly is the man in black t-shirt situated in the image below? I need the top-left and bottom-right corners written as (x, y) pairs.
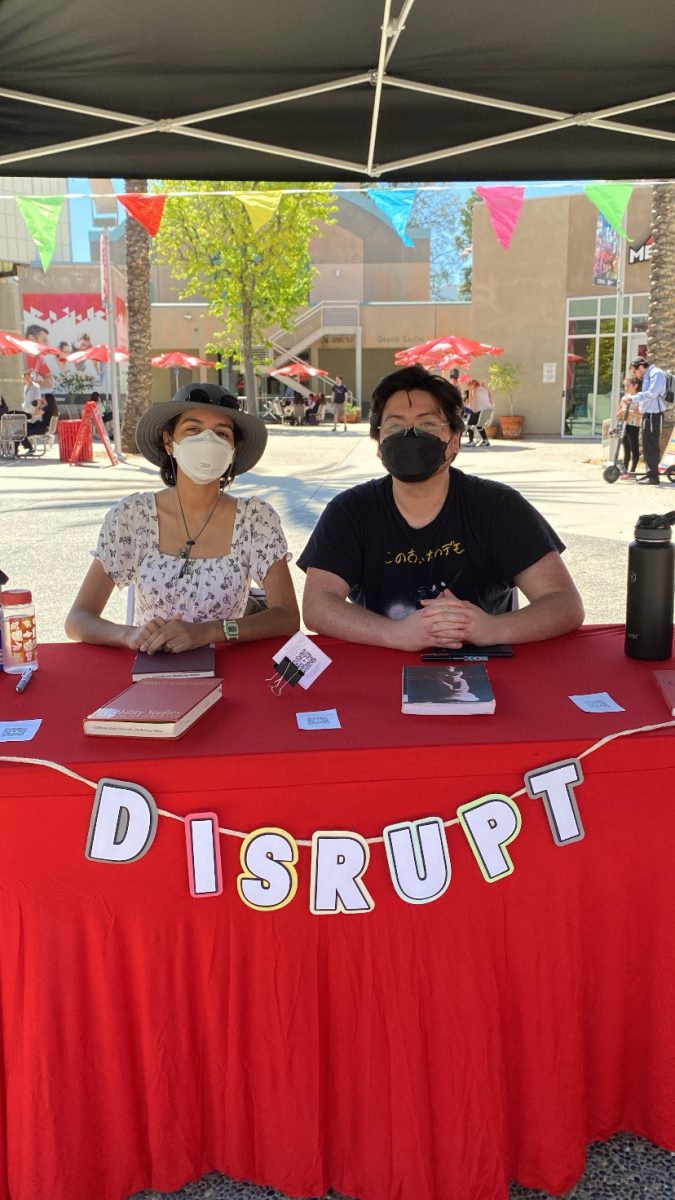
top-left (331, 375), bottom-right (350, 432)
top-left (298, 365), bottom-right (584, 651)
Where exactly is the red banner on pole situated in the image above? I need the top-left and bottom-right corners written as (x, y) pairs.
top-left (99, 232), bottom-right (109, 304)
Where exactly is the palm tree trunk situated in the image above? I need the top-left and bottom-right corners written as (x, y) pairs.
top-left (122, 179), bottom-right (153, 455)
top-left (647, 184), bottom-right (675, 368)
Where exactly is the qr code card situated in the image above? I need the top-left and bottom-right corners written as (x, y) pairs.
top-left (272, 633), bottom-right (332, 689)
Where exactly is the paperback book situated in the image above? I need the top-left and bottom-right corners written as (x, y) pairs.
top-left (84, 677), bottom-right (223, 739)
top-left (132, 644), bottom-right (216, 681)
top-left (402, 662), bottom-right (495, 716)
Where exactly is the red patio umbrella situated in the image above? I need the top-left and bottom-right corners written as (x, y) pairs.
top-left (411, 352), bottom-right (471, 372)
top-left (395, 336), bottom-right (504, 366)
top-left (273, 363), bottom-right (329, 379)
top-left (0, 332), bottom-right (60, 356)
top-left (67, 345), bottom-right (129, 364)
top-left (152, 351), bottom-right (217, 391)
top-left (151, 352), bottom-right (216, 369)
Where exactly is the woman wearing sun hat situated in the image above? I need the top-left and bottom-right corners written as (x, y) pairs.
top-left (65, 384), bottom-right (299, 652)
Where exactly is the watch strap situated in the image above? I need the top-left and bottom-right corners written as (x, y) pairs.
top-left (223, 619), bottom-right (239, 642)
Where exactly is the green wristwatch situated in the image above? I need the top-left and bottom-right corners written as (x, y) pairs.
top-left (223, 619), bottom-right (240, 642)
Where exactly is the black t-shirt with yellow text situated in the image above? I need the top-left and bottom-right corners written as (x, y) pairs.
top-left (297, 469), bottom-right (564, 618)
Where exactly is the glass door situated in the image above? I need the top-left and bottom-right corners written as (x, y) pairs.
top-left (563, 294), bottom-right (648, 437)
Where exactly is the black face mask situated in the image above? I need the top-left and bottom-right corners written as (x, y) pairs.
top-left (380, 428), bottom-right (449, 483)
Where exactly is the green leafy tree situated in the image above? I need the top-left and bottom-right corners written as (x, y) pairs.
top-left (153, 181), bottom-right (337, 412)
top-left (487, 361), bottom-right (522, 417)
top-left (454, 193), bottom-right (479, 300)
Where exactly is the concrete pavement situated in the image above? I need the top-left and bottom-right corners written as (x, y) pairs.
top-left (2, 424), bottom-right (674, 643)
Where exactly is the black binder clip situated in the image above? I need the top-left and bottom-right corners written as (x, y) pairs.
top-left (266, 656), bottom-right (305, 696)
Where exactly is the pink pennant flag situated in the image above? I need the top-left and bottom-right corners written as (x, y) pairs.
top-left (117, 193), bottom-right (167, 237)
top-left (476, 186), bottom-right (525, 250)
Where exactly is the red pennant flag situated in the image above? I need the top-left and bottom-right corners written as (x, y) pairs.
top-left (476, 186), bottom-right (525, 250)
top-left (117, 193), bottom-right (167, 237)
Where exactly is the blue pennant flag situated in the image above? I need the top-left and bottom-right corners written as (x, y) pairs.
top-left (366, 188), bottom-right (417, 247)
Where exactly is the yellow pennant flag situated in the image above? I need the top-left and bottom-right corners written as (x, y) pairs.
top-left (235, 191), bottom-right (283, 233)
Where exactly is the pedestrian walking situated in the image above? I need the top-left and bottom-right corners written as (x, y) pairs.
top-left (617, 377), bottom-right (641, 479)
top-left (331, 375), bottom-right (350, 432)
top-left (632, 356), bottom-right (668, 485)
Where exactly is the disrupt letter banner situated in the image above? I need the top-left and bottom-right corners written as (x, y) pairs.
top-left (85, 758), bottom-right (585, 912)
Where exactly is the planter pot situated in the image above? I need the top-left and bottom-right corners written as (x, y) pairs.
top-left (484, 422), bottom-right (500, 440)
top-left (500, 414), bottom-right (525, 439)
top-left (344, 410), bottom-right (361, 423)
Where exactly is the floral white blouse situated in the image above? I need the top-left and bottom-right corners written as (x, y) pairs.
top-left (94, 491), bottom-right (289, 625)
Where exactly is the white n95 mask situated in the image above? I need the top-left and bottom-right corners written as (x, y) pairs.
top-left (172, 429), bottom-right (234, 484)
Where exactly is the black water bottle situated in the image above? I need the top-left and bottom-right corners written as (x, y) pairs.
top-left (625, 511), bottom-right (675, 660)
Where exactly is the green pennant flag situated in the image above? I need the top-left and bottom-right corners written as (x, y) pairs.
top-left (584, 184), bottom-right (633, 238)
top-left (16, 195), bottom-right (65, 271)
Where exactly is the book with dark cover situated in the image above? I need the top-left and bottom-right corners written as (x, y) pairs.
top-left (653, 670), bottom-right (675, 716)
top-left (402, 662), bottom-right (495, 715)
top-left (132, 644), bottom-right (216, 681)
top-left (84, 677), bottom-right (223, 739)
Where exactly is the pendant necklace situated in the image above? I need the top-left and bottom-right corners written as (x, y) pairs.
top-left (175, 488), bottom-right (222, 578)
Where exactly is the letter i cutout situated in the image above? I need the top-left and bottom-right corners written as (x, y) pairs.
top-left (185, 812), bottom-right (223, 897)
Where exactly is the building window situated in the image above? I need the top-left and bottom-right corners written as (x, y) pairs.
top-left (563, 293), bottom-right (648, 438)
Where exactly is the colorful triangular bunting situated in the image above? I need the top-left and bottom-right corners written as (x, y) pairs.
top-left (16, 195), bottom-right (65, 271)
top-left (366, 188), bottom-right (417, 247)
top-left (475, 186), bottom-right (525, 251)
top-left (584, 184), bottom-right (634, 238)
top-left (235, 191), bottom-right (284, 233)
top-left (117, 193), bottom-right (167, 237)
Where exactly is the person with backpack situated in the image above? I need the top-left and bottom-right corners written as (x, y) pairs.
top-left (631, 356), bottom-right (669, 486)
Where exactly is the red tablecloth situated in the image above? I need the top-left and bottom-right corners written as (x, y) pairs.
top-left (0, 627), bottom-right (674, 1200)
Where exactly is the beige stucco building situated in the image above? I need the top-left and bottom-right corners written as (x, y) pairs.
top-left (0, 182), bottom-right (655, 434)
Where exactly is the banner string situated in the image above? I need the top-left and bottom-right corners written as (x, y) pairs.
top-left (2, 714), bottom-right (675, 847)
top-left (0, 180), bottom-right (662, 203)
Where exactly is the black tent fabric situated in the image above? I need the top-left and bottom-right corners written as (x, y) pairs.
top-left (0, 0), bottom-right (674, 182)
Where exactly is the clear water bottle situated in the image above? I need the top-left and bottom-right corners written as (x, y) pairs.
top-left (625, 512), bottom-right (675, 661)
top-left (0, 588), bottom-right (39, 674)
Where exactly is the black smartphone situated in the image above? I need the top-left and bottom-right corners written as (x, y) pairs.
top-left (420, 643), bottom-right (514, 661)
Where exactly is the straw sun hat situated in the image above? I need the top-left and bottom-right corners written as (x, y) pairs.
top-left (135, 383), bottom-right (268, 477)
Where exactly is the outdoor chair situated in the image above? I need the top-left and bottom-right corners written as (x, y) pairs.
top-left (0, 412), bottom-right (27, 458)
top-left (29, 415), bottom-right (59, 456)
top-left (262, 398), bottom-right (285, 424)
top-left (476, 407), bottom-right (494, 437)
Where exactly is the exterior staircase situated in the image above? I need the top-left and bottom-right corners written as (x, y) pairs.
top-left (269, 300), bottom-right (360, 367)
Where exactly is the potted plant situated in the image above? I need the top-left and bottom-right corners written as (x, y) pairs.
top-left (487, 361), bottom-right (524, 439)
top-left (344, 399), bottom-right (361, 423)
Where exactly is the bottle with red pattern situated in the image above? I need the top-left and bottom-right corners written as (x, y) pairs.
top-left (0, 588), bottom-right (38, 674)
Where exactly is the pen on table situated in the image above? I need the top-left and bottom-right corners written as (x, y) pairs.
top-left (16, 668), bottom-right (34, 694)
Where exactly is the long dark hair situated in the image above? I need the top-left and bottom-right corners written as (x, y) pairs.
top-left (42, 393), bottom-right (59, 418)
